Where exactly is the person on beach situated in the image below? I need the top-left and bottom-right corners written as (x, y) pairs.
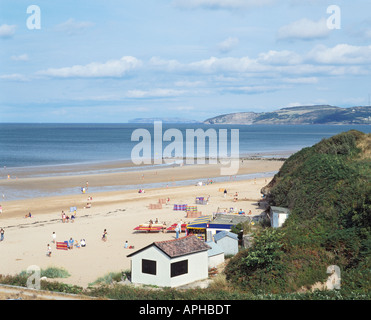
top-left (62, 211), bottom-right (66, 223)
top-left (46, 244), bottom-right (52, 257)
top-left (234, 192), bottom-right (239, 202)
top-left (124, 240), bottom-right (128, 249)
top-left (0, 228), bottom-right (4, 241)
top-left (68, 237), bottom-right (74, 249)
top-left (175, 225), bottom-right (180, 239)
top-left (52, 232), bottom-right (56, 243)
top-left (25, 212), bottom-right (32, 218)
top-left (0, 204), bottom-right (2, 214)
top-left (224, 189), bottom-right (227, 198)
top-left (102, 229), bottom-right (107, 241)
top-left (178, 220), bottom-right (183, 233)
top-left (74, 240), bottom-right (80, 248)
top-left (162, 222), bottom-right (167, 233)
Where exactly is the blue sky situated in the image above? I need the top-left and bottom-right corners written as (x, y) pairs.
top-left (1, 0), bottom-right (371, 122)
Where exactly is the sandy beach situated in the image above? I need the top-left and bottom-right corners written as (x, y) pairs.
top-left (0, 159), bottom-right (283, 288)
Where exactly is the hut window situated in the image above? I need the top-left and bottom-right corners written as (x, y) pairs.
top-left (171, 260), bottom-right (188, 277)
top-left (142, 259), bottom-right (156, 275)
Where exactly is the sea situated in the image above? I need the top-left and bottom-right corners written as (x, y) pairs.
top-left (0, 123), bottom-right (370, 200)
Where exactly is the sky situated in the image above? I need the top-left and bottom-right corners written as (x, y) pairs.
top-left (0, 0), bottom-right (371, 123)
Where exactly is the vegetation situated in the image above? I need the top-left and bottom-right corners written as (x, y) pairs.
top-left (19, 266), bottom-right (70, 279)
top-left (89, 271), bottom-right (123, 286)
top-left (225, 130), bottom-right (371, 295)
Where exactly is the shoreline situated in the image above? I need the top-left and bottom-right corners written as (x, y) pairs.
top-left (0, 159), bottom-right (284, 202)
top-left (0, 151), bottom-right (292, 178)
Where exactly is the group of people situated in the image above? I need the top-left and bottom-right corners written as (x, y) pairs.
top-left (61, 210), bottom-right (76, 223)
top-left (46, 232), bottom-right (86, 257)
top-left (68, 237), bottom-right (86, 249)
top-left (25, 212), bottom-right (32, 218)
top-left (223, 189), bottom-right (239, 202)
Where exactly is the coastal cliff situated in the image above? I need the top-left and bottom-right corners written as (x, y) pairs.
top-left (204, 105), bottom-right (371, 125)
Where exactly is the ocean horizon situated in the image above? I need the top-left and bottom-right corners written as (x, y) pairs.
top-left (1, 123), bottom-right (370, 171)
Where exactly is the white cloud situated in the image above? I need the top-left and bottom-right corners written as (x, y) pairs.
top-left (218, 37), bottom-right (239, 53)
top-left (307, 44), bottom-right (371, 65)
top-left (37, 56), bottom-right (142, 78)
top-left (0, 24), bottom-right (16, 38)
top-left (150, 44), bottom-right (371, 78)
top-left (126, 89), bottom-right (186, 98)
top-left (175, 80), bottom-right (205, 87)
top-left (283, 77), bottom-right (318, 84)
top-left (188, 56), bottom-right (266, 73)
top-left (55, 18), bottom-right (94, 35)
top-left (257, 50), bottom-right (303, 65)
top-left (11, 54), bottom-right (29, 61)
top-left (0, 73), bottom-right (29, 81)
top-left (149, 57), bottom-right (183, 71)
top-left (173, 0), bottom-right (276, 10)
top-left (226, 85), bottom-right (289, 94)
top-left (277, 18), bottom-right (330, 41)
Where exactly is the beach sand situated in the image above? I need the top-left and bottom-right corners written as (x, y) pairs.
top-left (0, 160), bottom-right (283, 288)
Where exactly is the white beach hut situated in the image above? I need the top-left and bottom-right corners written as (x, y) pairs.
top-left (213, 231), bottom-right (239, 256)
top-left (206, 241), bottom-right (225, 268)
top-left (127, 235), bottom-right (211, 288)
top-left (269, 206), bottom-right (290, 228)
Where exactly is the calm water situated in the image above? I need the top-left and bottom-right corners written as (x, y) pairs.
top-left (1, 123), bottom-right (370, 200)
top-left (0, 123), bottom-right (370, 169)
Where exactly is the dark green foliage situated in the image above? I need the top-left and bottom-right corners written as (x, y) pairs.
top-left (225, 130), bottom-right (371, 294)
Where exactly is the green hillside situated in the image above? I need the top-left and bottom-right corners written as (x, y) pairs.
top-left (203, 105), bottom-right (371, 124)
top-left (225, 130), bottom-right (371, 295)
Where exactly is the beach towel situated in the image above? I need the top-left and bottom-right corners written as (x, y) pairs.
top-left (56, 241), bottom-right (68, 250)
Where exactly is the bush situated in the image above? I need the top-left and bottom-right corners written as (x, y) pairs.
top-left (226, 130), bottom-right (371, 294)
